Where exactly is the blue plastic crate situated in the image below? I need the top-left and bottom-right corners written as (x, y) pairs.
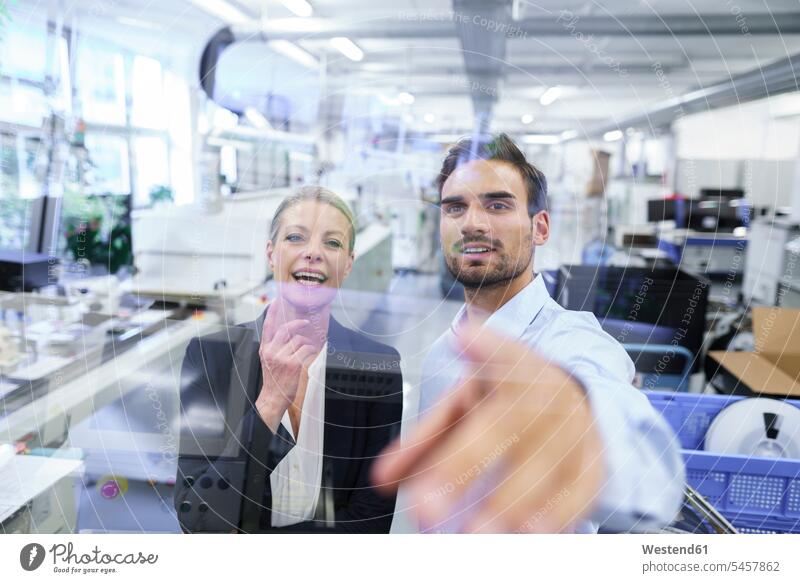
top-left (683, 451), bottom-right (800, 533)
top-left (646, 391), bottom-right (800, 450)
top-left (645, 390), bottom-right (800, 534)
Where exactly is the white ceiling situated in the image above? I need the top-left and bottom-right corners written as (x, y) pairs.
top-left (11, 0), bottom-right (800, 136)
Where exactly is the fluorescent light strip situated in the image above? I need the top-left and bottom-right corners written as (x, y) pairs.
top-left (603, 130), bottom-right (623, 142)
top-left (522, 134), bottom-right (559, 145)
top-left (539, 86), bottom-right (562, 106)
top-left (244, 107), bottom-right (270, 129)
top-left (116, 16), bottom-right (167, 31)
top-left (187, 0), bottom-right (251, 25)
top-left (330, 37), bottom-right (364, 62)
top-left (281, 0), bottom-right (314, 18)
top-left (269, 40), bottom-right (319, 70)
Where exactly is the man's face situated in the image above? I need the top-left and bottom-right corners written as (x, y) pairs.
top-left (439, 159), bottom-right (549, 289)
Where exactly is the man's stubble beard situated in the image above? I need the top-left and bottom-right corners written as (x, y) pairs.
top-left (445, 231), bottom-right (534, 290)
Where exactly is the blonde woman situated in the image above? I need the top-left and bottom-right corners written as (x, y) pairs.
top-left (176, 187), bottom-right (402, 533)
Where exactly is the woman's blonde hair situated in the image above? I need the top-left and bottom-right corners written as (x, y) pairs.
top-left (270, 186), bottom-right (357, 252)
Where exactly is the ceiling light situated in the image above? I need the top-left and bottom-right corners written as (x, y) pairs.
top-left (427, 134), bottom-right (462, 142)
top-left (522, 134), bottom-right (559, 145)
top-left (539, 86), bottom-right (562, 106)
top-left (521, 113), bottom-right (534, 125)
top-left (424, 113), bottom-right (436, 124)
top-left (378, 94), bottom-right (400, 107)
top-left (280, 0), bottom-right (313, 17)
top-left (187, 0), bottom-right (251, 25)
top-left (268, 40), bottom-right (319, 69)
top-left (398, 91), bottom-right (415, 105)
top-left (603, 130), bottom-right (623, 142)
top-left (330, 37), bottom-right (364, 62)
top-left (116, 16), bottom-right (167, 31)
top-left (560, 130), bottom-right (578, 141)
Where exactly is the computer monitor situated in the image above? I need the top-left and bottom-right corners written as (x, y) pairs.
top-left (699, 188), bottom-right (744, 199)
top-left (647, 198), bottom-right (750, 232)
top-left (555, 265), bottom-right (710, 371)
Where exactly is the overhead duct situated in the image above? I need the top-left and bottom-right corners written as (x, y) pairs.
top-left (572, 52), bottom-right (800, 140)
top-left (235, 12), bottom-right (800, 41)
top-left (452, 0), bottom-right (512, 132)
top-left (199, 27), bottom-right (236, 102)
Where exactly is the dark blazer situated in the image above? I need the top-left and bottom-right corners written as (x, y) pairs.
top-left (174, 308), bottom-right (403, 533)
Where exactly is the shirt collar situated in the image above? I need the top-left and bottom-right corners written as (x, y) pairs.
top-left (450, 274), bottom-right (550, 342)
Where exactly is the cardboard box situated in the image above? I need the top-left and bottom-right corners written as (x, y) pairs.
top-left (585, 149), bottom-right (611, 197)
top-left (708, 307), bottom-right (800, 397)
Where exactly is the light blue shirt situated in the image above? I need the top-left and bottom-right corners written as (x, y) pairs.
top-left (418, 274), bottom-right (685, 533)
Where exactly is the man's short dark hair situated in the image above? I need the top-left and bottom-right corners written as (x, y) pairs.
top-left (436, 133), bottom-right (548, 216)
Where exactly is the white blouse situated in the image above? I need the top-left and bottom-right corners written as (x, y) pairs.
top-left (269, 343), bottom-right (327, 527)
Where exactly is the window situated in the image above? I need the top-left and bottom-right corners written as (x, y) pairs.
top-left (17, 135), bottom-right (43, 199)
top-left (131, 55), bottom-right (166, 130)
top-left (132, 136), bottom-right (169, 206)
top-left (1, 26), bottom-right (194, 254)
top-left (0, 79), bottom-right (48, 126)
top-left (164, 70), bottom-right (194, 205)
top-left (0, 133), bottom-right (35, 249)
top-left (0, 23), bottom-right (47, 81)
top-left (77, 40), bottom-right (126, 126)
top-left (85, 134), bottom-right (130, 195)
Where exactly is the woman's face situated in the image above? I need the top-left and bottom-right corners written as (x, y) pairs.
top-left (267, 200), bottom-right (354, 311)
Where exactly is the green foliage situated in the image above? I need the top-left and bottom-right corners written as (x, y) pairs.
top-left (62, 194), bottom-right (132, 274)
top-left (149, 185), bottom-right (173, 205)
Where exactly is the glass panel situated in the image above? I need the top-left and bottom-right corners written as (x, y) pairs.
top-left (76, 40), bottom-right (126, 126)
top-left (0, 22), bottom-right (47, 81)
top-left (0, 79), bottom-right (48, 126)
top-left (16, 134), bottom-right (44, 199)
top-left (0, 131), bottom-right (46, 250)
top-left (164, 70), bottom-right (193, 205)
top-left (85, 134), bottom-right (130, 195)
top-left (131, 55), bottom-right (166, 130)
top-left (132, 136), bottom-right (169, 207)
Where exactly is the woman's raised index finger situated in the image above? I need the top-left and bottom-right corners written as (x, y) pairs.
top-left (261, 302), bottom-right (279, 343)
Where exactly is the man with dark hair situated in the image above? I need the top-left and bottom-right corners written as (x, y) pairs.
top-left (374, 134), bottom-right (684, 533)
top-left (434, 133), bottom-right (550, 294)
top-left (436, 132), bottom-right (548, 216)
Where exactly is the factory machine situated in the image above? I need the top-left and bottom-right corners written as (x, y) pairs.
top-left (0, 287), bottom-right (220, 533)
top-left (743, 215), bottom-right (800, 307)
top-left (127, 187), bottom-right (394, 323)
top-left (649, 190), bottom-right (751, 279)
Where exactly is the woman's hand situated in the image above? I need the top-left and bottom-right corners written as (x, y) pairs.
top-left (255, 302), bottom-right (319, 433)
